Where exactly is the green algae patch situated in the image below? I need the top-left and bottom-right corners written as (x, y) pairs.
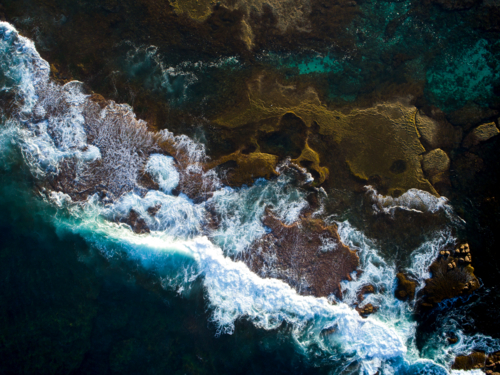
top-left (205, 149), bottom-right (280, 186)
top-left (169, 0), bottom-right (216, 21)
top-left (292, 141), bottom-right (329, 185)
top-left (214, 76), bottom-right (436, 195)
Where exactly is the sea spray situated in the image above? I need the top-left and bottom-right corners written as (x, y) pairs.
top-left (208, 171), bottom-right (309, 256)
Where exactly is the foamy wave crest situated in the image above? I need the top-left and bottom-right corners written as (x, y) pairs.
top-left (103, 190), bottom-right (206, 238)
top-left (146, 154), bottom-right (180, 194)
top-left (54, 199), bottom-right (411, 374)
top-left (158, 129), bottom-right (221, 198)
top-left (365, 186), bottom-right (460, 220)
top-left (207, 172), bottom-right (308, 256)
top-left (0, 21), bottom-right (49, 113)
top-left (407, 228), bottom-right (456, 295)
top-left (336, 221), bottom-right (422, 362)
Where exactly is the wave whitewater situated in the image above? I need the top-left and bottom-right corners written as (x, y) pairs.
top-left (0, 21), bottom-right (498, 374)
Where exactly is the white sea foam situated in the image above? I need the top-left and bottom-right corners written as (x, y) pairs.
top-left (55, 204), bottom-right (408, 374)
top-left (146, 154), bottom-right (180, 194)
top-left (407, 228), bottom-right (456, 296)
top-left (365, 186), bottom-right (460, 220)
top-left (336, 221), bottom-right (421, 363)
top-left (0, 21), bottom-right (50, 113)
top-left (208, 173), bottom-right (308, 256)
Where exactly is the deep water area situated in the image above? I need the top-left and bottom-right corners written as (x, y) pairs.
top-left (1, 0), bottom-right (500, 373)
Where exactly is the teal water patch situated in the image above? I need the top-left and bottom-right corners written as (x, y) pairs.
top-left (343, 0), bottom-right (500, 111)
top-left (261, 51), bottom-right (359, 102)
top-left (426, 39), bottom-right (500, 112)
top-left (268, 52), bottom-right (344, 75)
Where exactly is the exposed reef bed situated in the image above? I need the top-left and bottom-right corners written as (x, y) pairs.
top-left (421, 242), bottom-right (480, 308)
top-left (242, 209), bottom-right (359, 299)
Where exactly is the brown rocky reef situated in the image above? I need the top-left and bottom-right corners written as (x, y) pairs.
top-left (120, 210), bottom-right (150, 234)
top-left (356, 303), bottom-right (377, 318)
top-left (44, 87), bottom-right (217, 204)
top-left (452, 350), bottom-right (500, 373)
top-left (395, 272), bottom-right (416, 301)
top-left (421, 242), bottom-right (479, 308)
top-left (242, 208), bottom-right (359, 298)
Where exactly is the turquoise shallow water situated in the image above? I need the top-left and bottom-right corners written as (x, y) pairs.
top-left (0, 13), bottom-right (500, 375)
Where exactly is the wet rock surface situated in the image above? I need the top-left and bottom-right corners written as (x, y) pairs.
top-left (422, 242), bottom-right (480, 307)
top-left (463, 122), bottom-right (500, 148)
top-left (356, 303), bottom-right (377, 318)
top-left (242, 210), bottom-right (359, 298)
top-left (357, 284), bottom-right (375, 302)
top-left (395, 273), bottom-right (416, 301)
top-left (452, 350), bottom-right (500, 373)
top-left (121, 209), bottom-right (150, 234)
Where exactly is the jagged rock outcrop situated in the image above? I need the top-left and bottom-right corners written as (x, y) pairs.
top-left (452, 350), bottom-right (500, 373)
top-left (422, 242), bottom-right (479, 307)
top-left (358, 284), bottom-right (375, 302)
top-left (121, 210), bottom-right (150, 234)
top-left (421, 148), bottom-right (451, 190)
top-left (205, 149), bottom-right (280, 186)
top-left (356, 303), bottom-right (377, 318)
top-left (453, 352), bottom-right (487, 371)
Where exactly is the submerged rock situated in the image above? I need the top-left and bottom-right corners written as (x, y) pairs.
top-left (356, 303), bottom-right (377, 318)
top-left (463, 122), bottom-right (500, 148)
top-left (395, 273), bottom-right (416, 301)
top-left (242, 210), bottom-right (359, 298)
top-left (358, 284), bottom-right (375, 302)
top-left (420, 148), bottom-right (451, 191)
top-left (453, 352), bottom-right (486, 370)
top-left (121, 209), bottom-right (150, 234)
top-left (415, 109), bottom-right (461, 150)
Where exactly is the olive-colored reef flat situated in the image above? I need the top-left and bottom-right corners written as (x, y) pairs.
top-left (213, 75), bottom-right (454, 196)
